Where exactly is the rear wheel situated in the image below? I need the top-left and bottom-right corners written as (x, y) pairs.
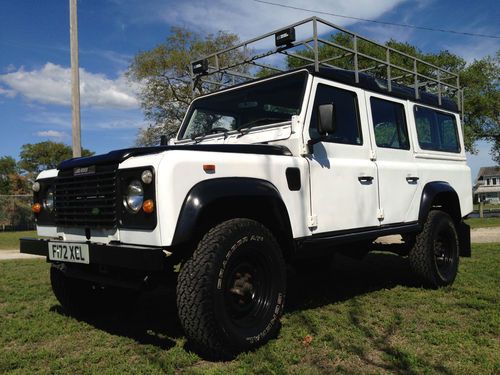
top-left (409, 210), bottom-right (459, 288)
top-left (177, 218), bottom-right (286, 359)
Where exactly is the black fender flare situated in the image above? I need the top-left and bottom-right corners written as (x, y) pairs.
top-left (418, 181), bottom-right (470, 256)
top-left (171, 177), bottom-right (292, 247)
top-left (418, 181), bottom-right (461, 224)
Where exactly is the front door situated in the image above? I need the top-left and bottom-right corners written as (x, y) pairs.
top-left (306, 79), bottom-right (380, 234)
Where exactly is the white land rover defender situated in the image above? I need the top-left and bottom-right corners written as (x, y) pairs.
top-left (21, 17), bottom-right (472, 358)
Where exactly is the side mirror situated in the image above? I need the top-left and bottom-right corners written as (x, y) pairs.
top-left (318, 103), bottom-right (336, 135)
top-left (160, 135), bottom-right (169, 146)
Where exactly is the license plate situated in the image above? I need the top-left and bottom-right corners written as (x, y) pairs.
top-left (48, 242), bottom-right (90, 264)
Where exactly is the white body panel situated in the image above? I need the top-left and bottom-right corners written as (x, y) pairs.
top-left (364, 92), bottom-right (419, 225)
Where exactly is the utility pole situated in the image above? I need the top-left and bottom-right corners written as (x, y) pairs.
top-left (70, 0), bottom-right (82, 157)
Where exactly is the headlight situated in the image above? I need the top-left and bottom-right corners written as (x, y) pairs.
top-left (124, 180), bottom-right (144, 213)
top-left (43, 187), bottom-right (54, 212)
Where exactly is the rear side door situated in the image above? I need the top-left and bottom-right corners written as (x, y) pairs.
top-left (365, 93), bottom-right (419, 224)
top-left (306, 80), bottom-right (380, 233)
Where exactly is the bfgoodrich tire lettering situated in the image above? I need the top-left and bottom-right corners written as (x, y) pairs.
top-left (176, 218), bottom-right (286, 358)
top-left (409, 210), bottom-right (460, 288)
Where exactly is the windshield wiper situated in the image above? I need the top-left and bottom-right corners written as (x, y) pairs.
top-left (191, 127), bottom-right (229, 143)
top-left (237, 117), bottom-right (286, 135)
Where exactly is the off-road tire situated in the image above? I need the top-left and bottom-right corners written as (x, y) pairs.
top-left (177, 218), bottom-right (286, 359)
top-left (409, 210), bottom-right (459, 288)
top-left (50, 266), bottom-right (136, 316)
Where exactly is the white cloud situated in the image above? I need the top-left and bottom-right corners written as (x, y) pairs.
top-left (444, 38), bottom-right (499, 64)
top-left (0, 62), bottom-right (142, 109)
top-left (160, 0), bottom-right (407, 40)
top-left (0, 86), bottom-right (17, 98)
top-left (35, 130), bottom-right (68, 140)
top-left (95, 119), bottom-right (145, 130)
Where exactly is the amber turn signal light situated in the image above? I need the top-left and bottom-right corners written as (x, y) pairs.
top-left (142, 199), bottom-right (154, 214)
top-left (32, 203), bottom-right (42, 213)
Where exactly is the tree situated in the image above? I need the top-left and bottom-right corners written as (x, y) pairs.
top-left (286, 35), bottom-right (499, 159)
top-left (0, 156), bottom-right (17, 194)
top-left (128, 27), bottom-right (248, 146)
top-left (18, 141), bottom-right (93, 176)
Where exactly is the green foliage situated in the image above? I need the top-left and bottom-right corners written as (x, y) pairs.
top-left (128, 27), bottom-right (246, 146)
top-left (18, 141), bottom-right (93, 175)
top-left (0, 156), bottom-right (17, 195)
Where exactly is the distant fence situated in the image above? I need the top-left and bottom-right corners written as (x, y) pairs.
top-left (0, 195), bottom-right (35, 231)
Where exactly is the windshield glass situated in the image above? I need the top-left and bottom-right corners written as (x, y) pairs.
top-left (179, 71), bottom-right (308, 140)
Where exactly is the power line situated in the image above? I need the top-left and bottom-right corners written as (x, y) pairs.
top-left (253, 0), bottom-right (500, 39)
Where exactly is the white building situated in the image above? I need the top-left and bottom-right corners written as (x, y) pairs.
top-left (474, 166), bottom-right (500, 203)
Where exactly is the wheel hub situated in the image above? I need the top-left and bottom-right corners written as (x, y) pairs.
top-left (229, 272), bottom-right (255, 306)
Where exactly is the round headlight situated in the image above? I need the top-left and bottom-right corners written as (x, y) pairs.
top-left (125, 180), bottom-right (144, 213)
top-left (141, 170), bottom-right (153, 184)
top-left (32, 181), bottom-right (40, 192)
top-left (43, 187), bottom-right (54, 212)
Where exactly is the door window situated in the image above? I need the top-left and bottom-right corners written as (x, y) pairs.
top-left (370, 97), bottom-right (410, 150)
top-left (310, 84), bottom-right (362, 145)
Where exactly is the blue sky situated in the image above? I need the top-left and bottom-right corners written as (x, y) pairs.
top-left (0, 0), bottom-right (498, 179)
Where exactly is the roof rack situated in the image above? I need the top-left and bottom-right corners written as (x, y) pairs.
top-left (189, 16), bottom-right (463, 116)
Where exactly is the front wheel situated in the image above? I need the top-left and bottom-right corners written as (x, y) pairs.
top-left (409, 210), bottom-right (460, 288)
top-left (177, 218), bottom-right (286, 359)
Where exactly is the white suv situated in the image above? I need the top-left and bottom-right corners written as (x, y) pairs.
top-left (21, 19), bottom-right (472, 358)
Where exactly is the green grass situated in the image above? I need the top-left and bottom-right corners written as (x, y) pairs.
top-left (465, 217), bottom-right (500, 229)
top-left (1, 243), bottom-right (499, 374)
top-left (0, 231), bottom-right (36, 250)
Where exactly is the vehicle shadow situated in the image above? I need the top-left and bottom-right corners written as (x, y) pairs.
top-left (49, 251), bottom-right (422, 359)
top-left (50, 284), bottom-right (183, 351)
top-left (286, 250), bottom-right (420, 312)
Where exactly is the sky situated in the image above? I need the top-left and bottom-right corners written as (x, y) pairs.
top-left (0, 0), bottom-right (498, 180)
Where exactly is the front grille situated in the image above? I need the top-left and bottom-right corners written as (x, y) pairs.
top-left (55, 164), bottom-right (118, 229)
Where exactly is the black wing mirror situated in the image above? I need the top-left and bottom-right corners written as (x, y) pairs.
top-left (318, 103), bottom-right (336, 135)
top-left (307, 103), bottom-right (337, 154)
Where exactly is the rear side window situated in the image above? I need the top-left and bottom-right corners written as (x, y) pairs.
top-left (310, 84), bottom-right (362, 145)
top-left (414, 106), bottom-right (460, 153)
top-left (370, 97), bottom-right (410, 150)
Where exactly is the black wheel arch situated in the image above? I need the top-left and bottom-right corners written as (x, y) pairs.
top-left (418, 181), bottom-right (470, 257)
top-left (171, 177), bottom-right (294, 260)
top-left (419, 181), bottom-right (462, 224)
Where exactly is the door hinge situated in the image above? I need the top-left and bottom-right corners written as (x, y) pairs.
top-left (308, 215), bottom-right (318, 228)
top-left (377, 208), bottom-right (384, 220)
top-left (370, 150), bottom-right (377, 161)
top-left (300, 143), bottom-right (310, 156)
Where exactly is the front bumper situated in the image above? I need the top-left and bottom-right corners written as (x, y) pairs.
top-left (20, 238), bottom-right (167, 271)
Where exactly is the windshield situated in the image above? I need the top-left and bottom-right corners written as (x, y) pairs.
top-left (179, 71), bottom-right (308, 140)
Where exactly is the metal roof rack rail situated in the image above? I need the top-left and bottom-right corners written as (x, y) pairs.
top-left (189, 16), bottom-right (463, 115)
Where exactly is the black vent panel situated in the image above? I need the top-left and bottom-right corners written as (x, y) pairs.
top-left (55, 164), bottom-right (118, 229)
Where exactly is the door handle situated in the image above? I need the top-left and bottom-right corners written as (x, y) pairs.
top-left (406, 176), bottom-right (419, 183)
top-left (358, 176), bottom-right (374, 183)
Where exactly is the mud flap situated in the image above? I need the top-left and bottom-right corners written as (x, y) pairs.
top-left (457, 221), bottom-right (471, 257)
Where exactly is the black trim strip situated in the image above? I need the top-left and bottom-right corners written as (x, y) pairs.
top-left (297, 222), bottom-right (421, 247)
top-left (20, 238), bottom-right (166, 271)
top-left (58, 144), bottom-right (292, 170)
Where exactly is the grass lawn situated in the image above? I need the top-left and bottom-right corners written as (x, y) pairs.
top-left (0, 231), bottom-right (36, 250)
top-left (1, 243), bottom-right (498, 374)
top-left (465, 217), bottom-right (500, 229)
